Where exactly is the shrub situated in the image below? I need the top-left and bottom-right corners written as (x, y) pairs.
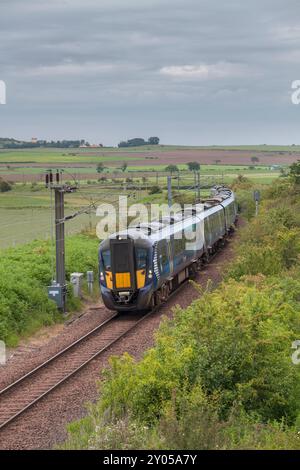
top-left (0, 180), bottom-right (12, 192)
top-left (63, 274), bottom-right (300, 449)
top-left (62, 182), bottom-right (300, 450)
top-left (0, 235), bottom-right (99, 345)
top-left (231, 175), bottom-right (252, 190)
top-left (149, 185), bottom-right (162, 195)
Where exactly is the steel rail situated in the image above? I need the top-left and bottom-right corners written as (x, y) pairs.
top-left (0, 239), bottom-right (228, 432)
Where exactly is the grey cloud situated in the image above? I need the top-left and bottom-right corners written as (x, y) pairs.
top-left (0, 0), bottom-right (300, 145)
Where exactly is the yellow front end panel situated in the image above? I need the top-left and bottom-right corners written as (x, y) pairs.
top-left (105, 271), bottom-right (113, 289)
top-left (115, 272), bottom-right (131, 289)
top-left (136, 269), bottom-right (146, 289)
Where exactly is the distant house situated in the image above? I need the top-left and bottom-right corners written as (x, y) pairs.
top-left (31, 137), bottom-right (38, 144)
top-left (80, 143), bottom-right (103, 148)
top-left (269, 165), bottom-right (282, 171)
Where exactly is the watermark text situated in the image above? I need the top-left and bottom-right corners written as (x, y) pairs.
top-left (0, 340), bottom-right (6, 365)
top-left (291, 340), bottom-right (300, 365)
top-left (0, 80), bottom-right (6, 105)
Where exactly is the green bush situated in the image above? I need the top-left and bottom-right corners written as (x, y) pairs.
top-left (0, 234), bottom-right (99, 345)
top-left (62, 273), bottom-right (300, 449)
top-left (62, 182), bottom-right (300, 450)
top-left (149, 185), bottom-right (162, 195)
top-left (0, 180), bottom-right (12, 192)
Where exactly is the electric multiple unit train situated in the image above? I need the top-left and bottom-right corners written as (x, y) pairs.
top-left (99, 186), bottom-right (237, 312)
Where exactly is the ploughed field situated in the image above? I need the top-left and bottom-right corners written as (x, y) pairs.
top-left (0, 144), bottom-right (292, 248)
top-left (0, 144), bottom-right (296, 183)
top-left (0, 145), bottom-right (299, 167)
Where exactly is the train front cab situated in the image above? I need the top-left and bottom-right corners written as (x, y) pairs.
top-left (99, 236), bottom-right (153, 312)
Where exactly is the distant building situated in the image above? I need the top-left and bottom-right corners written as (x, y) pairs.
top-left (31, 137), bottom-right (38, 144)
top-left (79, 143), bottom-right (103, 148)
top-left (269, 165), bottom-right (282, 171)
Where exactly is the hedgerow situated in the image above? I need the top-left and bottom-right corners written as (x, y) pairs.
top-left (0, 234), bottom-right (99, 345)
top-left (60, 180), bottom-right (300, 449)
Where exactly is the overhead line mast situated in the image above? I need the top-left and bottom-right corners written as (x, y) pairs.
top-left (46, 169), bottom-right (77, 312)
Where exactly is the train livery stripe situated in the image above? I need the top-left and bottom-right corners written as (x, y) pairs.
top-left (136, 269), bottom-right (146, 289)
top-left (153, 242), bottom-right (160, 281)
top-left (105, 271), bottom-right (113, 289)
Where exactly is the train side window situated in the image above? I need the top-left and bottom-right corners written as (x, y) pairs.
top-left (159, 241), bottom-right (169, 272)
top-left (218, 212), bottom-right (222, 229)
top-left (102, 250), bottom-right (111, 271)
top-left (174, 237), bottom-right (184, 256)
top-left (162, 247), bottom-right (168, 265)
top-left (211, 214), bottom-right (216, 234)
top-left (204, 218), bottom-right (209, 243)
top-left (136, 248), bottom-right (147, 270)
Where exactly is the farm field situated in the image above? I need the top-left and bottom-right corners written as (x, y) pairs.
top-left (0, 184), bottom-right (129, 248)
top-left (0, 165), bottom-right (283, 248)
top-left (0, 145), bottom-right (300, 166)
top-left (0, 145), bottom-right (297, 185)
top-left (0, 146), bottom-right (290, 248)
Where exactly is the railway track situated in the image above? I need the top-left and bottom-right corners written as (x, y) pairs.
top-left (0, 310), bottom-right (154, 431)
top-left (0, 241), bottom-right (227, 433)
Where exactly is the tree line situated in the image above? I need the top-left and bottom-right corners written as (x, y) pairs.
top-left (118, 137), bottom-right (160, 147)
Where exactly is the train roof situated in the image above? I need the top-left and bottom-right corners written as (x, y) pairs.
top-left (100, 186), bottom-right (235, 246)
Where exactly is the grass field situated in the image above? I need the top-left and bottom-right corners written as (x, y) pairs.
top-left (0, 145), bottom-right (288, 249)
top-left (0, 149), bottom-right (143, 164)
top-left (0, 167), bottom-right (283, 248)
top-left (0, 144), bottom-right (299, 166)
top-left (0, 163), bottom-right (283, 175)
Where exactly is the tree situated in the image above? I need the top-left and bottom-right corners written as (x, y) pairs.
top-left (118, 137), bottom-right (160, 147)
top-left (121, 162), bottom-right (128, 172)
top-left (165, 164), bottom-right (179, 174)
top-left (0, 179), bottom-right (12, 192)
top-left (118, 138), bottom-right (147, 148)
top-left (128, 138), bottom-right (146, 147)
top-left (118, 141), bottom-right (128, 148)
top-left (187, 161), bottom-right (200, 172)
top-left (251, 156), bottom-right (259, 165)
top-left (289, 160), bottom-right (300, 184)
top-left (96, 162), bottom-right (105, 173)
top-left (149, 185), bottom-right (162, 194)
top-left (148, 136), bottom-right (160, 145)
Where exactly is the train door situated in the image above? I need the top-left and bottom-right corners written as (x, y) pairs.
top-left (110, 238), bottom-right (136, 290)
top-left (167, 239), bottom-right (173, 274)
top-left (101, 249), bottom-right (113, 289)
top-left (204, 216), bottom-right (212, 248)
top-left (135, 247), bottom-right (147, 289)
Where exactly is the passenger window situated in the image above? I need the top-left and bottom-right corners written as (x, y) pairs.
top-left (174, 238), bottom-right (183, 256)
top-left (159, 241), bottom-right (169, 272)
top-left (102, 250), bottom-right (111, 271)
top-left (136, 248), bottom-right (147, 270)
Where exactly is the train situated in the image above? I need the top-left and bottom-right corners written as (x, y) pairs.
top-left (98, 186), bottom-right (238, 312)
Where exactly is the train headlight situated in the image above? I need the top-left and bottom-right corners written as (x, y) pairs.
top-left (148, 270), bottom-right (153, 279)
top-left (100, 272), bottom-right (105, 281)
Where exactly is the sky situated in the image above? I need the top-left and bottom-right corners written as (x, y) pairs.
top-left (1, 0), bottom-right (300, 146)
